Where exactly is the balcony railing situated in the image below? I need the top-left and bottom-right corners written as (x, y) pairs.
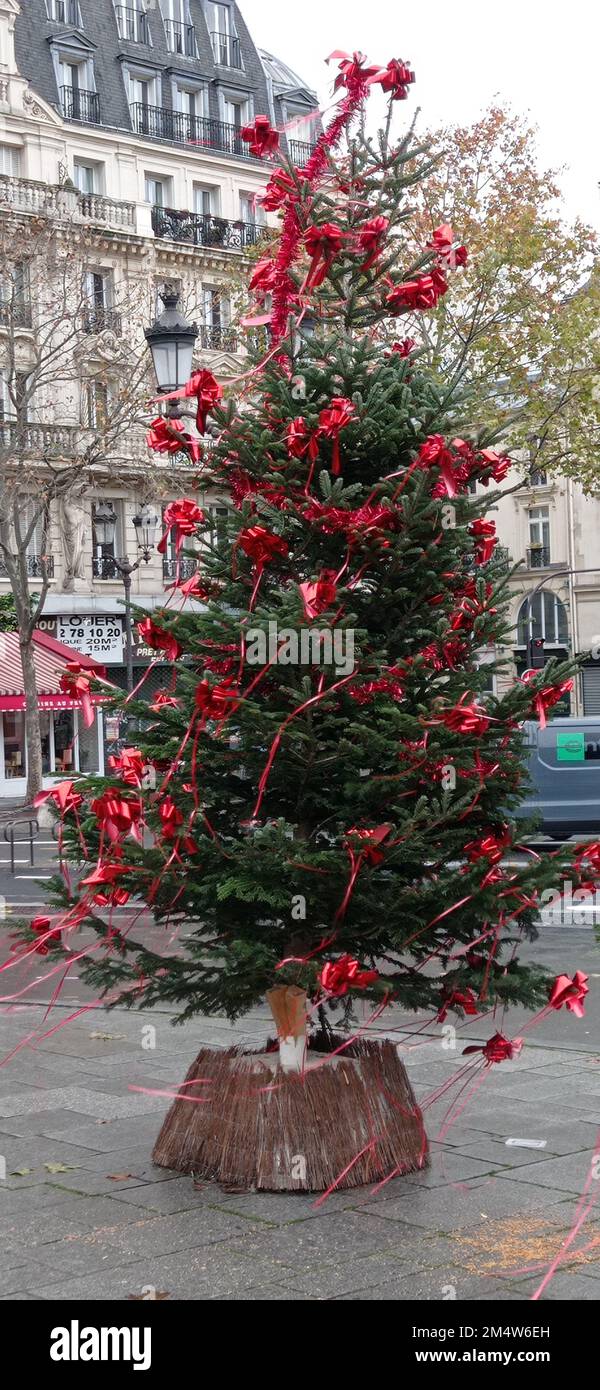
top-left (288, 139), bottom-right (315, 167)
top-left (0, 175), bottom-right (136, 229)
top-left (199, 325), bottom-right (238, 352)
top-left (82, 307), bottom-right (123, 336)
top-left (60, 86), bottom-right (100, 125)
top-left (130, 104), bottom-right (254, 156)
top-left (162, 556), bottom-right (198, 581)
top-left (93, 555), bottom-right (121, 580)
top-left (0, 421), bottom-right (80, 456)
top-left (0, 554), bottom-right (55, 579)
top-left (210, 31), bottom-right (242, 68)
top-left (164, 18), bottom-right (197, 55)
top-left (0, 300), bottom-right (32, 329)
top-left (114, 4), bottom-right (150, 43)
top-left (527, 546), bottom-right (551, 569)
top-left (151, 203), bottom-right (267, 251)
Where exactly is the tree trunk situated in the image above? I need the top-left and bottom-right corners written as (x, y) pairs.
top-left (266, 986), bottom-right (308, 1073)
top-left (20, 636), bottom-right (43, 803)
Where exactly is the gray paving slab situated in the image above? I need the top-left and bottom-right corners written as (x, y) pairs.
top-left (361, 1179), bottom-right (575, 1231)
top-left (492, 1153), bottom-right (599, 1193)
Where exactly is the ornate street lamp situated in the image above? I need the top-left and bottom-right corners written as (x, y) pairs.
top-left (144, 288), bottom-right (198, 410)
top-left (93, 502), bottom-right (159, 693)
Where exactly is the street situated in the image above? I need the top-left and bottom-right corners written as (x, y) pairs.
top-left (0, 837), bottom-right (599, 1302)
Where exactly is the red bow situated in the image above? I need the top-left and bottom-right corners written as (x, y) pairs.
top-left (240, 115), bottom-right (280, 158)
top-left (149, 691), bottom-right (180, 712)
top-left (387, 269), bottom-right (448, 313)
top-left (194, 678), bottom-right (238, 721)
top-left (159, 796), bottom-right (185, 842)
top-left (327, 50), bottom-right (383, 94)
top-left (436, 697), bottom-right (491, 736)
top-left (464, 827), bottom-right (511, 865)
top-left (416, 434), bottom-right (460, 498)
top-left (146, 416), bottom-right (202, 464)
top-left (26, 915), bottom-right (61, 956)
top-left (136, 617), bottom-right (182, 662)
top-left (59, 662), bottom-right (94, 729)
top-left (239, 526), bottom-right (289, 570)
top-left (91, 791), bottom-right (142, 845)
top-left (261, 169), bottom-right (301, 212)
top-left (345, 824), bottom-right (391, 865)
top-left (319, 954), bottom-right (379, 996)
top-left (387, 338), bottom-right (417, 358)
top-left (469, 519), bottom-right (497, 566)
top-left (464, 1032), bottom-right (523, 1065)
top-left (286, 417), bottom-right (320, 463)
top-left (157, 499), bottom-right (205, 556)
top-left (304, 223), bottom-right (347, 289)
top-left (437, 987), bottom-right (479, 1023)
top-left (298, 574), bottom-right (338, 619)
top-left (34, 780), bottom-right (83, 815)
top-left (249, 258), bottom-right (278, 296)
top-left (520, 672), bottom-right (573, 730)
top-left (358, 215), bottom-right (389, 272)
top-left (548, 971), bottom-right (589, 1018)
top-left (155, 370), bottom-right (222, 436)
top-left (318, 397), bottom-right (356, 476)
top-left (478, 447), bottom-right (511, 483)
top-left (374, 58), bottom-right (416, 100)
top-left (107, 747), bottom-right (145, 787)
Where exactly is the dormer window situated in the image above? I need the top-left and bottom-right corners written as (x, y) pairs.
top-left (50, 32), bottom-right (99, 124)
top-left (161, 1), bottom-right (197, 57)
top-left (46, 0), bottom-right (81, 23)
top-left (114, 3), bottom-right (152, 45)
top-left (208, 4), bottom-right (242, 69)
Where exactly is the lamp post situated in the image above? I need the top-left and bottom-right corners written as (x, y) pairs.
top-left (145, 287), bottom-right (198, 415)
top-left (92, 502), bottom-right (160, 693)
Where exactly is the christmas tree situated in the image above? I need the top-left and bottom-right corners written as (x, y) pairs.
top-left (26, 52), bottom-right (593, 1120)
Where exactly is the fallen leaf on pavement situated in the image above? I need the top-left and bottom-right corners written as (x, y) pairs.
top-left (44, 1162), bottom-right (78, 1174)
top-left (107, 1173), bottom-right (138, 1181)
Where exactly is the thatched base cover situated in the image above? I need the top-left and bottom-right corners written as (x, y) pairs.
top-left (152, 1036), bottom-right (428, 1192)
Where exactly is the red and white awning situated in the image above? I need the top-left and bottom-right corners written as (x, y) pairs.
top-left (0, 630), bottom-right (107, 713)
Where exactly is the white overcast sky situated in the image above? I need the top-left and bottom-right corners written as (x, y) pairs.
top-left (243, 0), bottom-right (600, 231)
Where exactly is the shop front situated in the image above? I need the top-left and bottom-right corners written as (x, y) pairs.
top-left (0, 631), bottom-right (106, 797)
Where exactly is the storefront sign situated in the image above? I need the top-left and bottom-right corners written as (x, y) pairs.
top-left (56, 615), bottom-right (124, 661)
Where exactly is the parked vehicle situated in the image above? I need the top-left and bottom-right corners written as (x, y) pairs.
top-left (515, 718), bottom-right (600, 839)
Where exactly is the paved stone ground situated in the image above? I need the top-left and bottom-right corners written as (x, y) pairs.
top-left (1, 995), bottom-right (600, 1301)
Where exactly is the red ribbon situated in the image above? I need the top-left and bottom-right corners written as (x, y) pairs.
top-left (240, 115), bottom-right (280, 158)
top-left (107, 747), bottom-right (145, 787)
top-left (33, 781), bottom-right (83, 815)
top-left (319, 954), bottom-right (379, 997)
top-left (373, 58), bottom-right (416, 100)
top-left (387, 269), bottom-right (448, 314)
top-left (358, 215), bottom-right (389, 272)
top-left (298, 574), bottom-right (338, 619)
top-left (59, 662), bottom-right (94, 728)
top-left (435, 697), bottom-right (492, 736)
top-left (469, 518), bottom-right (497, 565)
top-left (317, 397), bottom-right (356, 476)
top-left (146, 416), bottom-right (202, 464)
top-left (327, 50), bottom-right (383, 94)
top-left (261, 169), bottom-right (301, 212)
top-left (91, 791), bottom-right (142, 845)
top-left (194, 678), bottom-right (238, 721)
top-left (304, 223), bottom-right (347, 289)
top-left (520, 672), bottom-right (573, 730)
top-left (463, 1032), bottom-right (523, 1065)
top-left (286, 417), bottom-right (320, 462)
top-left (548, 971), bottom-right (589, 1018)
top-left (136, 618), bottom-right (182, 663)
top-left (415, 434), bottom-right (459, 497)
top-left (437, 987), bottom-right (479, 1023)
top-left (154, 369), bottom-right (222, 436)
top-left (157, 499), bottom-right (205, 556)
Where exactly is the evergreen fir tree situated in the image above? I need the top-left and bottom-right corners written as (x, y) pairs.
top-left (25, 51), bottom-right (594, 1061)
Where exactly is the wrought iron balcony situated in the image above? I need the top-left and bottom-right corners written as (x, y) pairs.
top-left (60, 86), bottom-right (100, 125)
top-left (164, 18), bottom-right (197, 56)
top-left (130, 103), bottom-right (253, 156)
top-left (210, 31), bottom-right (242, 68)
top-left (162, 556), bottom-right (198, 581)
top-left (199, 325), bottom-right (238, 352)
top-left (82, 307), bottom-right (122, 336)
top-left (288, 139), bottom-right (315, 167)
top-left (0, 299), bottom-right (32, 329)
top-left (92, 555), bottom-right (121, 580)
top-left (527, 545), bottom-right (551, 569)
top-left (114, 4), bottom-right (150, 43)
top-left (0, 554), bottom-right (54, 579)
top-left (151, 203), bottom-right (267, 251)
